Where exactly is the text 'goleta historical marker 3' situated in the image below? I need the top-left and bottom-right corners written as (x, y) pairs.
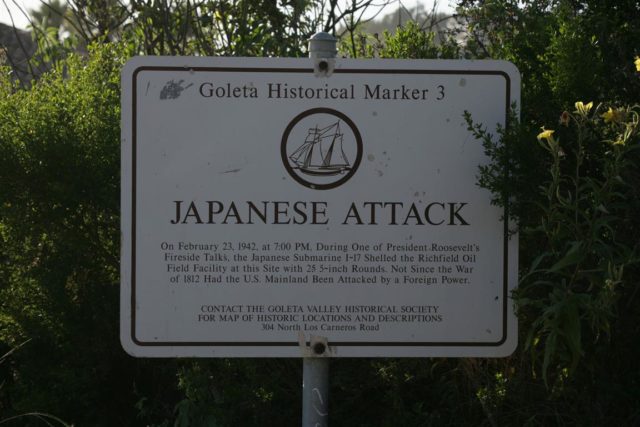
top-left (120, 56), bottom-right (520, 357)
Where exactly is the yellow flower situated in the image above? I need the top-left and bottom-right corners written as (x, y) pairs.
top-left (537, 128), bottom-right (555, 141)
top-left (601, 107), bottom-right (620, 124)
top-left (635, 56), bottom-right (640, 72)
top-left (574, 101), bottom-right (593, 116)
top-left (601, 108), bottom-right (614, 123)
top-left (612, 138), bottom-right (625, 146)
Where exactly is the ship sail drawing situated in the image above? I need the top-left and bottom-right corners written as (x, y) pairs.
top-left (288, 121), bottom-right (350, 176)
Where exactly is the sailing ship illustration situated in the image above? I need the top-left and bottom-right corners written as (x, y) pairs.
top-left (288, 121), bottom-right (350, 176)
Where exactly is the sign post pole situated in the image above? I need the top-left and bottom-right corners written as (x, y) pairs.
top-left (302, 335), bottom-right (330, 426)
top-left (300, 33), bottom-right (338, 427)
top-left (302, 357), bottom-right (329, 426)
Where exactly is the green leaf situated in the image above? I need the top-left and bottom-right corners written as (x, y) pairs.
top-left (542, 331), bottom-right (557, 387)
top-left (562, 296), bottom-right (583, 373)
top-left (549, 241), bottom-right (585, 273)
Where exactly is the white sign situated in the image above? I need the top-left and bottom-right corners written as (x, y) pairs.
top-left (121, 56), bottom-right (519, 357)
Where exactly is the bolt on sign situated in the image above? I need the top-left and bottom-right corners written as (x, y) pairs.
top-left (121, 57), bottom-right (520, 357)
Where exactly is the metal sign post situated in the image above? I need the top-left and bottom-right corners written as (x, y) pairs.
top-left (301, 334), bottom-right (330, 426)
top-left (299, 32), bottom-right (337, 427)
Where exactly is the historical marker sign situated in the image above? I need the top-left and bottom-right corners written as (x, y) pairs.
top-left (121, 57), bottom-right (520, 357)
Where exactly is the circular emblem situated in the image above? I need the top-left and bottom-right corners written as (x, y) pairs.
top-left (281, 108), bottom-right (363, 190)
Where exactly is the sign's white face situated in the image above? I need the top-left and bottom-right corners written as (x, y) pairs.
top-left (121, 57), bottom-right (520, 357)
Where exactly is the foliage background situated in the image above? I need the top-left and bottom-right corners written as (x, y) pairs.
top-left (1, 0), bottom-right (639, 425)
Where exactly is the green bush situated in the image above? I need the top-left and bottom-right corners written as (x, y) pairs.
top-left (0, 42), bottom-right (144, 426)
